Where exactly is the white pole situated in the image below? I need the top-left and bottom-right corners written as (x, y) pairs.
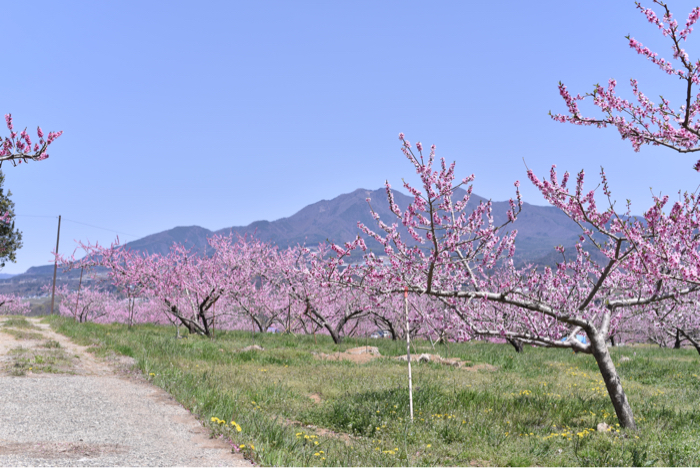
top-left (405, 286), bottom-right (414, 422)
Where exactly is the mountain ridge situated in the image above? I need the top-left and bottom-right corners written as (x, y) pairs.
top-left (0, 187), bottom-right (588, 295)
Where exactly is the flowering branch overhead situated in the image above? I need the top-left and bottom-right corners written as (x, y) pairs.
top-left (1, 114), bottom-right (62, 167)
top-left (551, 1), bottom-right (700, 170)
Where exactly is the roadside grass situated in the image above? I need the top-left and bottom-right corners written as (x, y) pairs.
top-left (2, 316), bottom-right (40, 329)
top-left (44, 316), bottom-right (700, 466)
top-left (2, 328), bottom-right (44, 340)
top-left (6, 345), bottom-right (76, 376)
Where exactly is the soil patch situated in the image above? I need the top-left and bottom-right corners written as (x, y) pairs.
top-left (313, 347), bottom-right (495, 371)
top-left (313, 346), bottom-right (380, 364)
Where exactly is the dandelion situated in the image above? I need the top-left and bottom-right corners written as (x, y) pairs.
top-left (240, 445), bottom-right (245, 449)
top-left (426, 444), bottom-right (431, 448)
top-left (314, 452), bottom-right (320, 457)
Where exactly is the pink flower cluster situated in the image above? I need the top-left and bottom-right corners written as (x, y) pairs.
top-left (1, 113), bottom-right (62, 167)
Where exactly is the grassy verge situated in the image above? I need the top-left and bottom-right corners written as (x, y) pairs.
top-left (2, 316), bottom-right (40, 329)
top-left (44, 316), bottom-right (700, 466)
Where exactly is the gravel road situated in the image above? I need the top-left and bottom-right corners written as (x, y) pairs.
top-left (0, 317), bottom-right (252, 467)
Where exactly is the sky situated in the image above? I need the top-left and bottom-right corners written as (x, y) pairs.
top-left (3, 0), bottom-right (700, 274)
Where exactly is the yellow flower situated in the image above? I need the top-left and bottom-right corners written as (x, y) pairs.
top-left (319, 451), bottom-right (324, 454)
top-left (314, 452), bottom-right (320, 456)
top-left (240, 445), bottom-right (245, 449)
top-left (250, 444), bottom-right (255, 450)
top-left (426, 444), bottom-right (431, 448)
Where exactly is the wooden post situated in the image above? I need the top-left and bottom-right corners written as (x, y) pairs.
top-left (50, 215), bottom-right (61, 315)
top-left (74, 265), bottom-right (84, 321)
top-left (405, 286), bottom-right (414, 422)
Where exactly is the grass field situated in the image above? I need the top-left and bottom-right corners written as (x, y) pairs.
top-left (42, 316), bottom-right (700, 466)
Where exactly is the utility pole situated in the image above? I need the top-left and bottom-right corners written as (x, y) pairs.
top-left (50, 215), bottom-right (61, 315)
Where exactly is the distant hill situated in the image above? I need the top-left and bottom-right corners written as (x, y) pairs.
top-left (0, 187), bottom-right (592, 295)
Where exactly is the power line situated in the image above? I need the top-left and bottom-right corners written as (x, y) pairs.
top-left (15, 215), bottom-right (142, 238)
top-left (62, 218), bottom-right (141, 238)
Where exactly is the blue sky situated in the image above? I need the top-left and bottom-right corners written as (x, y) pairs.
top-left (3, 0), bottom-right (700, 274)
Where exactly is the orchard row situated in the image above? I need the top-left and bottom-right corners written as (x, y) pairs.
top-left (4, 0), bottom-right (700, 435)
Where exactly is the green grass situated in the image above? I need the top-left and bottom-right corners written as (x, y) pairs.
top-left (2, 328), bottom-right (44, 340)
top-left (2, 316), bottom-right (40, 329)
top-left (6, 345), bottom-right (76, 376)
top-left (44, 316), bottom-right (700, 466)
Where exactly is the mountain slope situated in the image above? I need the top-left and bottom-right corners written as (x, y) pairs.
top-left (1, 187), bottom-right (590, 295)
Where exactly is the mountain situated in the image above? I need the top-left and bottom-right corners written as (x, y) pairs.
top-left (0, 187), bottom-right (589, 295)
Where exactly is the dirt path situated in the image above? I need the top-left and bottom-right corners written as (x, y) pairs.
top-left (0, 316), bottom-right (252, 467)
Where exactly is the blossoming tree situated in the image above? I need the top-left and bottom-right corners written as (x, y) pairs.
top-left (329, 133), bottom-right (700, 429)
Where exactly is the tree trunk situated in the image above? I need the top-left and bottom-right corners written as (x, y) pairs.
top-left (589, 331), bottom-right (637, 429)
top-left (325, 324), bottom-right (342, 344)
top-left (679, 329), bottom-right (700, 356)
top-left (674, 329), bottom-right (682, 349)
top-left (507, 337), bottom-right (524, 353)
